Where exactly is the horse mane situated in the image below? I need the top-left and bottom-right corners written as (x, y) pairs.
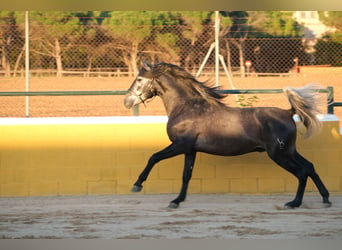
top-left (151, 63), bottom-right (227, 106)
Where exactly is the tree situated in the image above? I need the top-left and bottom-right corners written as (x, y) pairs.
top-left (71, 11), bottom-right (113, 73)
top-left (173, 11), bottom-right (214, 68)
top-left (222, 11), bottom-right (303, 73)
top-left (0, 11), bottom-right (24, 76)
top-left (100, 11), bottom-right (165, 76)
top-left (255, 11), bottom-right (301, 37)
top-left (221, 11), bottom-right (249, 76)
top-left (318, 11), bottom-right (342, 44)
top-left (99, 11), bottom-right (219, 73)
top-left (314, 12), bottom-right (342, 66)
top-left (318, 11), bottom-right (342, 32)
top-left (314, 38), bottom-right (342, 66)
top-left (29, 11), bottom-right (81, 77)
top-left (142, 12), bottom-right (183, 65)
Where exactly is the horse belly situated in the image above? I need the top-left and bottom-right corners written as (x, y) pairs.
top-left (195, 135), bottom-right (261, 156)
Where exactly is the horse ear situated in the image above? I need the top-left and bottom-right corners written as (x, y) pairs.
top-left (141, 61), bottom-right (152, 71)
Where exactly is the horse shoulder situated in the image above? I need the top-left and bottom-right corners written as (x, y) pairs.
top-left (166, 118), bottom-right (197, 142)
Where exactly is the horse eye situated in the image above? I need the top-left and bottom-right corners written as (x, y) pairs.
top-left (137, 77), bottom-right (142, 82)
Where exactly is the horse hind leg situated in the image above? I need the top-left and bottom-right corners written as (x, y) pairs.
top-left (295, 152), bottom-right (331, 207)
top-left (272, 150), bottom-right (331, 208)
top-left (267, 145), bottom-right (306, 208)
top-left (283, 159), bottom-right (308, 209)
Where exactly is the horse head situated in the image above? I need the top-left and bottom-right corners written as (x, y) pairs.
top-left (124, 62), bottom-right (157, 109)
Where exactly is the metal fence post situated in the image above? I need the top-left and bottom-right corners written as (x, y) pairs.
top-left (327, 86), bottom-right (334, 114)
top-left (133, 105), bottom-right (139, 116)
top-left (25, 11), bottom-right (30, 117)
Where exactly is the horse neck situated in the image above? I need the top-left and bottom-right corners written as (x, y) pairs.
top-left (155, 75), bottom-right (194, 117)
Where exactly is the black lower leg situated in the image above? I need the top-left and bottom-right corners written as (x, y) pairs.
top-left (131, 156), bottom-right (158, 192)
top-left (310, 172), bottom-right (331, 205)
top-left (169, 152), bottom-right (196, 208)
top-left (131, 143), bottom-right (184, 193)
top-left (271, 152), bottom-right (307, 208)
top-left (295, 152), bottom-right (331, 205)
top-left (285, 177), bottom-right (307, 208)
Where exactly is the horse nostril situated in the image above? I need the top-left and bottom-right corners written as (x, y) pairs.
top-left (124, 95), bottom-right (135, 109)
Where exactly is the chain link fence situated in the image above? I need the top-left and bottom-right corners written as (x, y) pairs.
top-left (1, 11), bottom-right (342, 118)
top-left (1, 11), bottom-right (342, 77)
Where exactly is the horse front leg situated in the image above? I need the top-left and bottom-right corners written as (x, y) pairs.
top-left (131, 142), bottom-right (184, 192)
top-left (169, 151), bottom-right (197, 209)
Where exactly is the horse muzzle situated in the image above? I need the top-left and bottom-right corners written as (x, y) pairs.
top-left (124, 94), bottom-right (140, 109)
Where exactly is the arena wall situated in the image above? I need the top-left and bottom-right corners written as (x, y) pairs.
top-left (0, 115), bottom-right (341, 197)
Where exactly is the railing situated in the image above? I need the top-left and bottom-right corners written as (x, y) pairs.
top-left (0, 69), bottom-right (297, 78)
top-left (0, 90), bottom-right (128, 96)
top-left (220, 87), bottom-right (338, 114)
top-left (0, 87), bottom-right (340, 116)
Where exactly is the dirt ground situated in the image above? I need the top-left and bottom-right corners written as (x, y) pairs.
top-left (0, 194), bottom-right (341, 239)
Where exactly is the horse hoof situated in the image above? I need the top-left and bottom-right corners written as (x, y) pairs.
top-left (284, 201), bottom-right (300, 209)
top-left (168, 202), bottom-right (179, 209)
top-left (323, 202), bottom-right (332, 208)
top-left (283, 205), bottom-right (296, 210)
top-left (131, 185), bottom-right (143, 193)
top-left (323, 197), bottom-right (332, 208)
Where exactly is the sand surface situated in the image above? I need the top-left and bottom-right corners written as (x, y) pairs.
top-left (1, 194), bottom-right (341, 239)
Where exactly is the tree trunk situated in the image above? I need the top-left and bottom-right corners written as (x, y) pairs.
top-left (55, 39), bottom-right (63, 77)
top-left (86, 54), bottom-right (92, 77)
top-left (1, 37), bottom-right (11, 77)
top-left (122, 42), bottom-right (139, 77)
top-left (13, 46), bottom-right (25, 77)
top-left (122, 55), bottom-right (132, 76)
top-left (238, 42), bottom-right (245, 77)
top-left (225, 40), bottom-right (232, 74)
top-left (130, 42), bottom-right (139, 77)
top-left (1, 53), bottom-right (10, 77)
top-left (230, 39), bottom-right (245, 77)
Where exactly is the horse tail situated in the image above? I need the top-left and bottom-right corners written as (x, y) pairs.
top-left (283, 84), bottom-right (322, 139)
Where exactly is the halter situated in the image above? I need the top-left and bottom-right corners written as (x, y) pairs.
top-left (128, 78), bottom-right (156, 105)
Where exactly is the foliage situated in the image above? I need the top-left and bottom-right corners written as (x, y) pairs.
top-left (314, 37), bottom-right (342, 66)
top-left (0, 11), bottom-right (24, 75)
top-left (313, 12), bottom-right (342, 66)
top-left (28, 11), bottom-right (83, 75)
top-left (317, 11), bottom-right (342, 45)
top-left (29, 11), bottom-right (79, 40)
top-left (318, 11), bottom-right (342, 32)
top-left (1, 11), bottom-right (341, 75)
top-left (236, 95), bottom-right (259, 108)
top-left (176, 11), bottom-right (214, 44)
top-left (246, 11), bottom-right (302, 38)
